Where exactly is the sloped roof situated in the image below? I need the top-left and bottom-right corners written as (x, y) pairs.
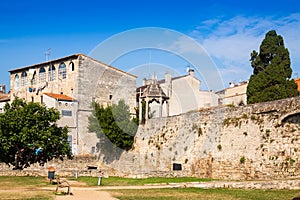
top-left (140, 78), bottom-right (168, 99)
top-left (44, 93), bottom-right (76, 101)
top-left (0, 95), bottom-right (10, 102)
top-left (9, 53), bottom-right (137, 79)
top-left (157, 74), bottom-right (187, 84)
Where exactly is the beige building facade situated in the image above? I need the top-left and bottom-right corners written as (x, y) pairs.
top-left (0, 85), bottom-right (9, 113)
top-left (216, 81), bottom-right (248, 106)
top-left (9, 54), bottom-right (137, 155)
top-left (137, 69), bottom-right (219, 118)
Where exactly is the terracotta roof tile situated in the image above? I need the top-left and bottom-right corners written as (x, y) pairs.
top-left (44, 93), bottom-right (76, 101)
top-left (0, 95), bottom-right (10, 102)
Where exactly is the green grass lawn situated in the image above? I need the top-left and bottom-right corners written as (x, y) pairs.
top-left (0, 176), bottom-right (299, 200)
top-left (73, 176), bottom-right (212, 186)
top-left (110, 187), bottom-right (299, 200)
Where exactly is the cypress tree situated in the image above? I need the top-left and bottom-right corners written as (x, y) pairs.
top-left (247, 30), bottom-right (298, 104)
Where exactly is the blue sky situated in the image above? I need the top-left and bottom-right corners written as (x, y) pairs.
top-left (1, 0), bottom-right (300, 91)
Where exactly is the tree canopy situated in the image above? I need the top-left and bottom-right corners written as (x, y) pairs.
top-left (247, 30), bottom-right (299, 104)
top-left (88, 99), bottom-right (138, 151)
top-left (0, 98), bottom-right (72, 169)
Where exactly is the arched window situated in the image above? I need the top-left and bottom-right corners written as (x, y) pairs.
top-left (39, 67), bottom-right (46, 83)
top-left (21, 71), bottom-right (27, 86)
top-left (31, 72), bottom-right (37, 85)
top-left (58, 62), bottom-right (67, 79)
top-left (14, 74), bottom-right (19, 89)
top-left (69, 62), bottom-right (75, 71)
top-left (48, 65), bottom-right (56, 81)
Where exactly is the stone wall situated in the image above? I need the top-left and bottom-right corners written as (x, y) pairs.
top-left (110, 96), bottom-right (300, 180)
top-left (1, 96), bottom-right (300, 180)
top-left (76, 55), bottom-right (136, 155)
top-left (0, 156), bottom-right (111, 177)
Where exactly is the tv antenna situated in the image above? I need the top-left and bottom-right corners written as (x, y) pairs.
top-left (45, 48), bottom-right (51, 61)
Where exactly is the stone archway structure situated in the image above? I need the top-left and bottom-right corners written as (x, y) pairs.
top-left (139, 75), bottom-right (169, 123)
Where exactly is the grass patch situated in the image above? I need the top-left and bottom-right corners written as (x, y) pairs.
top-left (0, 176), bottom-right (54, 199)
top-left (110, 188), bottom-right (298, 200)
top-left (0, 190), bottom-right (54, 200)
top-left (0, 176), bottom-right (50, 189)
top-left (73, 176), bottom-right (212, 186)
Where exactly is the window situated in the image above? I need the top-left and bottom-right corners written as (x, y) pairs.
top-left (69, 62), bottom-right (75, 71)
top-left (21, 71), bottom-right (27, 86)
top-left (172, 163), bottom-right (182, 171)
top-left (62, 110), bottom-right (72, 116)
top-left (31, 96), bottom-right (34, 102)
top-left (48, 65), bottom-right (56, 81)
top-left (39, 67), bottom-right (46, 83)
top-left (40, 95), bottom-right (43, 104)
top-left (31, 72), bottom-right (37, 85)
top-left (59, 62), bottom-right (67, 79)
top-left (67, 135), bottom-right (72, 149)
top-left (14, 74), bottom-right (19, 89)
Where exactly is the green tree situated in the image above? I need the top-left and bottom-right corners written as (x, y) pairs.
top-left (89, 99), bottom-right (138, 151)
top-left (247, 30), bottom-right (298, 104)
top-left (0, 98), bottom-right (72, 170)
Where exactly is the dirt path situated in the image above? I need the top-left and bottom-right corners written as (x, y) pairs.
top-left (55, 188), bottom-right (118, 200)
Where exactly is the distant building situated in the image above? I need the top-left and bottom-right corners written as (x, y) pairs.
top-left (0, 85), bottom-right (9, 113)
top-left (137, 69), bottom-right (218, 119)
top-left (9, 54), bottom-right (137, 155)
top-left (294, 78), bottom-right (300, 91)
top-left (216, 81), bottom-right (248, 106)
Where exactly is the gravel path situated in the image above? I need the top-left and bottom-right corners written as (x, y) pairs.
top-left (55, 188), bottom-right (118, 200)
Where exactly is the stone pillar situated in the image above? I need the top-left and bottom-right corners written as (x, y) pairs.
top-left (159, 97), bottom-right (163, 118)
top-left (145, 98), bottom-right (149, 120)
top-left (166, 100), bottom-right (169, 117)
top-left (139, 98), bottom-right (143, 123)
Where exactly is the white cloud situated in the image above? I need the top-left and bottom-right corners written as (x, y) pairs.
top-left (192, 14), bottom-right (300, 86)
top-left (164, 35), bottom-right (206, 55)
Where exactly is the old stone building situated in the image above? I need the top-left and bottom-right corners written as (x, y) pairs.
top-left (137, 69), bottom-right (219, 118)
top-left (295, 78), bottom-right (300, 91)
top-left (0, 84), bottom-right (10, 113)
top-left (216, 81), bottom-right (248, 106)
top-left (9, 54), bottom-right (137, 155)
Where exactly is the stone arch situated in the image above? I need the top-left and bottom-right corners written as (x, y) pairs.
top-left (58, 62), bottom-right (67, 79)
top-left (39, 67), bottom-right (46, 83)
top-left (21, 71), bottom-right (27, 86)
top-left (280, 111), bottom-right (300, 124)
top-left (14, 74), bottom-right (19, 89)
top-left (69, 62), bottom-right (75, 71)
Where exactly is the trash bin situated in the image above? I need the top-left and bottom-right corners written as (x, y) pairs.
top-left (48, 166), bottom-right (55, 181)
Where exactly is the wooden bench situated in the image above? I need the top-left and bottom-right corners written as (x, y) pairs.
top-left (54, 178), bottom-right (71, 195)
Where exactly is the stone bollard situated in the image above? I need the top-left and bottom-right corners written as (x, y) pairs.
top-left (98, 176), bottom-right (102, 186)
top-left (74, 170), bottom-right (78, 179)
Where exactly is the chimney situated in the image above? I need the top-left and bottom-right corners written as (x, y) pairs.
top-left (165, 72), bottom-right (171, 84)
top-left (188, 68), bottom-right (194, 77)
top-left (229, 82), bottom-right (235, 88)
top-left (142, 78), bottom-right (147, 86)
top-left (0, 85), bottom-right (5, 96)
top-left (165, 72), bottom-right (172, 97)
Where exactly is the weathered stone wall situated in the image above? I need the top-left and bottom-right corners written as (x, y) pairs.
top-left (110, 96), bottom-right (300, 180)
top-left (2, 96), bottom-right (300, 180)
top-left (0, 156), bottom-right (109, 177)
top-left (76, 55), bottom-right (136, 155)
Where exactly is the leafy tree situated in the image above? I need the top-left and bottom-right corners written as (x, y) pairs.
top-left (247, 30), bottom-right (298, 104)
top-left (89, 99), bottom-right (138, 151)
top-left (0, 98), bottom-right (72, 170)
